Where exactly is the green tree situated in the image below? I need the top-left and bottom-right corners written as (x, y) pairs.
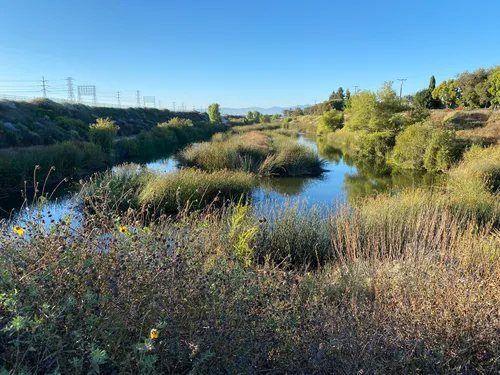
top-left (259, 113), bottom-right (271, 123)
top-left (271, 114), bottom-right (281, 121)
top-left (429, 75), bottom-right (436, 91)
top-left (89, 117), bottom-right (119, 153)
top-left (488, 66), bottom-right (500, 106)
top-left (475, 80), bottom-right (492, 108)
top-left (208, 103), bottom-right (221, 124)
top-left (316, 109), bottom-right (344, 135)
top-left (345, 88), bottom-right (351, 100)
top-left (413, 89), bottom-right (433, 109)
top-left (456, 68), bottom-right (489, 108)
top-left (432, 79), bottom-right (459, 108)
top-left (246, 111), bottom-right (254, 121)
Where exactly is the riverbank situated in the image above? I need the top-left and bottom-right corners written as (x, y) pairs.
top-left (1, 140), bottom-right (499, 373)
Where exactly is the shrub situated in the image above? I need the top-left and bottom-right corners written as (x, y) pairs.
top-left (316, 109), bottom-right (344, 136)
top-left (89, 117), bottom-right (119, 153)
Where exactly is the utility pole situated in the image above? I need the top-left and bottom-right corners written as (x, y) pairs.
top-left (136, 90), bottom-right (141, 107)
top-left (397, 79), bottom-right (407, 100)
top-left (42, 76), bottom-right (47, 98)
top-left (354, 85), bottom-right (359, 93)
top-left (66, 77), bottom-right (75, 101)
top-left (117, 91), bottom-right (121, 108)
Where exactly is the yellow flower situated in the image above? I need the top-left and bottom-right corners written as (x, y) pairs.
top-left (127, 208), bottom-right (134, 214)
top-left (13, 226), bottom-right (25, 236)
top-left (150, 328), bottom-right (159, 340)
top-left (119, 225), bottom-right (129, 235)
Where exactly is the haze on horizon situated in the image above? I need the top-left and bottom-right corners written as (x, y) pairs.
top-left (1, 0), bottom-right (499, 109)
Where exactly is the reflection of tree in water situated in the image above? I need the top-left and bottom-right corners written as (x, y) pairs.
top-left (316, 140), bottom-right (343, 164)
top-left (260, 176), bottom-right (319, 196)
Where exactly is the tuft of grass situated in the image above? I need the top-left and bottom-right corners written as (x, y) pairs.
top-left (138, 169), bottom-right (254, 213)
top-left (181, 131), bottom-right (324, 177)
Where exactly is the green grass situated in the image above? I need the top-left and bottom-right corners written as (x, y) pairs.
top-left (0, 141), bottom-right (107, 198)
top-left (138, 169), bottom-right (254, 213)
top-left (83, 166), bottom-right (255, 215)
top-left (181, 130), bottom-right (324, 176)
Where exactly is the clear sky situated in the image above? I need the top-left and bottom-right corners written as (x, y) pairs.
top-left (1, 0), bottom-right (499, 109)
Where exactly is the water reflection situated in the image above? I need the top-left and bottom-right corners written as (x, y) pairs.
top-left (2, 133), bottom-right (440, 223)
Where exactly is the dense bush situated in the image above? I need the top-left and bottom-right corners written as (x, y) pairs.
top-left (390, 121), bottom-right (464, 172)
top-left (89, 117), bottom-right (119, 153)
top-left (316, 109), bottom-right (344, 135)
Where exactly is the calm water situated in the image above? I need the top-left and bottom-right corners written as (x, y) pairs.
top-left (2, 134), bottom-right (432, 224)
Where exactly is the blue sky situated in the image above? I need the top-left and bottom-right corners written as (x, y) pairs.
top-left (1, 0), bottom-right (499, 109)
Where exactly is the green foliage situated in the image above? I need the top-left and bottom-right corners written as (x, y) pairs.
top-left (317, 109), bottom-right (344, 135)
top-left (432, 79), bottom-right (460, 108)
top-left (138, 169), bottom-right (254, 213)
top-left (347, 82), bottom-right (407, 133)
top-left (208, 103), bottom-right (221, 124)
top-left (423, 128), bottom-right (458, 172)
top-left (89, 117), bottom-right (119, 153)
top-left (456, 68), bottom-right (490, 108)
top-left (158, 117), bottom-right (193, 128)
top-left (0, 141), bottom-right (106, 196)
top-left (429, 75), bottom-right (436, 91)
top-left (391, 121), bottom-right (463, 172)
top-left (229, 204), bottom-right (259, 267)
top-left (488, 66), bottom-right (500, 106)
top-left (259, 113), bottom-right (271, 123)
top-left (181, 130), bottom-right (324, 176)
top-left (355, 130), bottom-right (395, 162)
top-left (413, 89), bottom-right (434, 109)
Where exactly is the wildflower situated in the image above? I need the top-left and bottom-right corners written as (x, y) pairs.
top-left (127, 208), bottom-right (134, 214)
top-left (150, 328), bottom-right (159, 340)
top-left (119, 225), bottom-right (129, 235)
top-left (13, 226), bottom-right (25, 236)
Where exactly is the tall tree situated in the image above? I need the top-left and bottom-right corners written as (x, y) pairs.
top-left (432, 80), bottom-right (459, 108)
top-left (208, 103), bottom-right (221, 124)
top-left (345, 88), bottom-right (351, 100)
top-left (429, 75), bottom-right (436, 91)
top-left (487, 66), bottom-right (500, 106)
top-left (336, 87), bottom-right (345, 101)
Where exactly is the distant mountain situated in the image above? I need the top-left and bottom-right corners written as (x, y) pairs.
top-left (218, 105), bottom-right (309, 116)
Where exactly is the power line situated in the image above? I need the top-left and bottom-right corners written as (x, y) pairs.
top-left (136, 90), bottom-right (141, 107)
top-left (117, 91), bottom-right (121, 108)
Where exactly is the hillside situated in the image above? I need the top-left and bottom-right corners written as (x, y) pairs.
top-left (0, 99), bottom-right (208, 148)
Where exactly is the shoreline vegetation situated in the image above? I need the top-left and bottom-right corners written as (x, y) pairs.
top-left (1, 142), bottom-right (499, 372)
top-left (1, 63), bottom-right (500, 374)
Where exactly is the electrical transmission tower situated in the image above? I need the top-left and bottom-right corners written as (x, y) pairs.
top-left (143, 96), bottom-right (156, 108)
top-left (158, 100), bottom-right (161, 109)
top-left (77, 85), bottom-right (97, 106)
top-left (42, 76), bottom-right (47, 98)
top-left (66, 77), bottom-right (75, 101)
top-left (397, 79), bottom-right (407, 100)
top-left (354, 85), bottom-right (360, 93)
top-left (173, 102), bottom-right (176, 111)
top-left (117, 91), bottom-right (121, 108)
top-left (136, 90), bottom-right (141, 107)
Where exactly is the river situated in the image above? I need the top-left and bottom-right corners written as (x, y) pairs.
top-left (1, 133), bottom-right (433, 223)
